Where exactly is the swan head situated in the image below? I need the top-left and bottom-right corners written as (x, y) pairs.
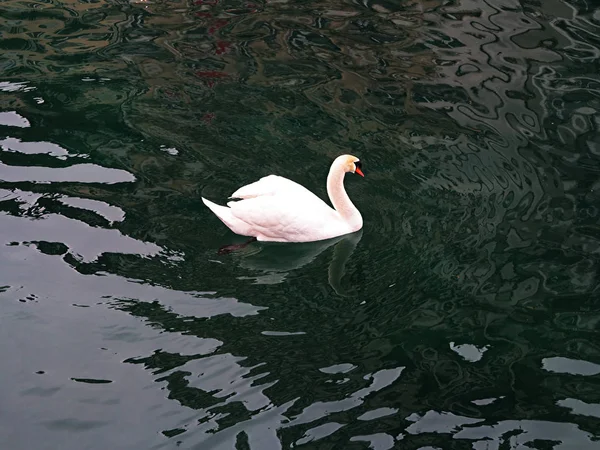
top-left (335, 154), bottom-right (364, 177)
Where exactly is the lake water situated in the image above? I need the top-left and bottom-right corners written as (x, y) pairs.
top-left (1, 0), bottom-right (600, 448)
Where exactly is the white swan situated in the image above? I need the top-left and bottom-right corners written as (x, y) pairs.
top-left (202, 154), bottom-right (364, 243)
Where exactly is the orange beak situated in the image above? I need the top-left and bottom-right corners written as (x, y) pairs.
top-left (355, 167), bottom-right (364, 177)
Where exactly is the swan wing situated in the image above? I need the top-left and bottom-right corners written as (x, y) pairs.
top-left (230, 175), bottom-right (309, 199)
top-left (227, 189), bottom-right (347, 242)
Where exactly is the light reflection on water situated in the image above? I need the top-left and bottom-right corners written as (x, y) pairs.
top-left (1, 0), bottom-right (600, 448)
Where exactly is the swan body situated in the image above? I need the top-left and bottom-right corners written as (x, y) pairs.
top-left (202, 154), bottom-right (364, 243)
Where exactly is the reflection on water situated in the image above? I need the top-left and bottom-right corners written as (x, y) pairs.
top-left (234, 230), bottom-right (362, 294)
top-left (1, 0), bottom-right (600, 448)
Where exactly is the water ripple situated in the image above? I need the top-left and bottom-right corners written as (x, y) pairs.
top-left (1, 0), bottom-right (600, 448)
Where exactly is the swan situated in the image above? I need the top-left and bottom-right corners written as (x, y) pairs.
top-left (202, 154), bottom-right (364, 243)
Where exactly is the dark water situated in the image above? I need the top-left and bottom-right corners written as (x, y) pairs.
top-left (1, 0), bottom-right (600, 448)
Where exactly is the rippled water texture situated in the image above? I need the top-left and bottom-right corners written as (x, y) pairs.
top-left (1, 0), bottom-right (600, 448)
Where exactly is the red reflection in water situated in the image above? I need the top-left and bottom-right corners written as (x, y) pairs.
top-left (208, 19), bottom-right (229, 35)
top-left (202, 113), bottom-right (216, 124)
top-left (215, 41), bottom-right (231, 55)
top-left (195, 71), bottom-right (230, 88)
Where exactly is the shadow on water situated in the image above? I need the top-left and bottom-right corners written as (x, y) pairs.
top-left (1, 0), bottom-right (600, 448)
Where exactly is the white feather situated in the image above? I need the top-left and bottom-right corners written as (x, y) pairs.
top-left (202, 155), bottom-right (363, 243)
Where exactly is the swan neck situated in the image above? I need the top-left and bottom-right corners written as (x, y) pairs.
top-left (327, 164), bottom-right (361, 225)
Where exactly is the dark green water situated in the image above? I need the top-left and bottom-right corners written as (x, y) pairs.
top-left (1, 0), bottom-right (600, 448)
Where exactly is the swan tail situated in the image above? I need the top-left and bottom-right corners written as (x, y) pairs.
top-left (202, 197), bottom-right (254, 237)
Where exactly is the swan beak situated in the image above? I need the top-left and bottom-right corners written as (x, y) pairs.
top-left (355, 167), bottom-right (364, 177)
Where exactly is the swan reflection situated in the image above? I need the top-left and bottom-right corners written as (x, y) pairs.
top-left (228, 230), bottom-right (363, 295)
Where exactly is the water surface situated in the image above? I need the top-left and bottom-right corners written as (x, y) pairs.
top-left (1, 0), bottom-right (600, 448)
